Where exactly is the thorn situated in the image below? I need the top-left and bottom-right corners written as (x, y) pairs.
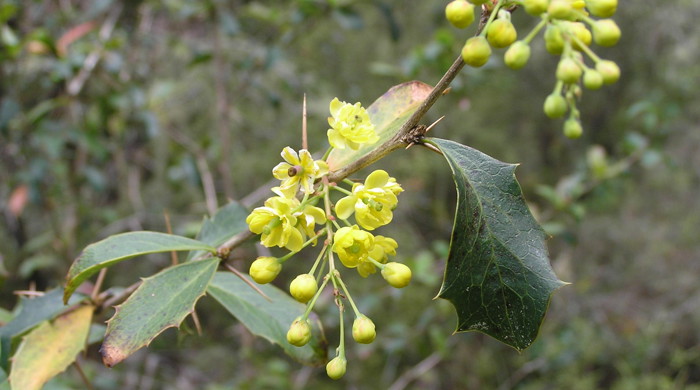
top-left (442, 87), bottom-right (452, 96)
top-left (302, 94), bottom-right (308, 150)
top-left (224, 263), bottom-right (272, 302)
top-left (405, 142), bottom-right (415, 150)
top-left (425, 116), bottom-right (445, 133)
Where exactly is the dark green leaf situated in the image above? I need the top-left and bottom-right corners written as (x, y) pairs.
top-left (64, 231), bottom-right (216, 303)
top-left (186, 201), bottom-right (249, 261)
top-left (100, 258), bottom-right (219, 367)
top-left (207, 272), bottom-right (327, 366)
top-left (427, 138), bottom-right (566, 351)
top-left (0, 289), bottom-right (86, 370)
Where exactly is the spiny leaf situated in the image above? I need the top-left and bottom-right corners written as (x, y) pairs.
top-left (427, 138), bottom-right (566, 351)
top-left (100, 258), bottom-right (218, 367)
top-left (326, 80), bottom-right (432, 172)
top-left (8, 305), bottom-right (92, 390)
top-left (186, 201), bottom-right (249, 261)
top-left (0, 289), bottom-right (86, 371)
top-left (208, 272), bottom-right (327, 366)
top-left (64, 231), bottom-right (216, 303)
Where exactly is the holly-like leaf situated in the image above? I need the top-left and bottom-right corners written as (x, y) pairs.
top-left (186, 201), bottom-right (249, 261)
top-left (100, 258), bottom-right (218, 367)
top-left (64, 231), bottom-right (216, 303)
top-left (326, 80), bottom-right (432, 172)
top-left (8, 305), bottom-right (93, 390)
top-left (427, 138), bottom-right (566, 351)
top-left (207, 272), bottom-right (327, 366)
top-left (0, 289), bottom-right (86, 370)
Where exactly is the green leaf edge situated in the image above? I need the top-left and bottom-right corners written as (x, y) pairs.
top-left (100, 257), bottom-right (219, 367)
top-left (64, 231), bottom-right (216, 304)
top-left (426, 137), bottom-right (568, 351)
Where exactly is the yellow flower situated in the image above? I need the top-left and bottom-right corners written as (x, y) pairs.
top-left (246, 189), bottom-right (326, 252)
top-left (332, 225), bottom-right (374, 269)
top-left (296, 203), bottom-right (326, 245)
top-left (358, 235), bottom-right (397, 277)
top-left (246, 195), bottom-right (303, 252)
top-left (335, 170), bottom-right (403, 230)
top-left (327, 98), bottom-right (379, 150)
top-left (272, 147), bottom-right (328, 198)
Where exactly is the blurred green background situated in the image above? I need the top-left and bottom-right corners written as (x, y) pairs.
top-left (1, 0), bottom-right (699, 388)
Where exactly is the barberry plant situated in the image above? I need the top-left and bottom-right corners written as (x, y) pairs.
top-left (0, 1), bottom-right (622, 387)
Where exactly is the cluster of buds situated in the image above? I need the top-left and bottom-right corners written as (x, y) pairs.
top-left (245, 98), bottom-right (412, 379)
top-left (445, 0), bottom-right (621, 138)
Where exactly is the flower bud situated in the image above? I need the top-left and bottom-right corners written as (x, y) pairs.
top-left (596, 60), bottom-right (620, 84)
top-left (583, 69), bottom-right (603, 90)
top-left (461, 36), bottom-right (492, 68)
top-left (522, 0), bottom-right (549, 15)
top-left (286, 317), bottom-right (312, 347)
top-left (326, 356), bottom-right (347, 380)
top-left (586, 0), bottom-right (617, 18)
top-left (504, 41), bottom-right (530, 70)
top-left (556, 57), bottom-right (582, 84)
top-left (352, 315), bottom-right (377, 344)
top-left (289, 273), bottom-right (318, 303)
top-left (249, 256), bottom-right (282, 284)
top-left (544, 25), bottom-right (565, 55)
top-left (547, 0), bottom-right (573, 20)
top-left (445, 0), bottom-right (475, 29)
top-left (592, 19), bottom-right (621, 47)
top-left (543, 94), bottom-right (568, 118)
top-left (563, 118), bottom-right (583, 139)
top-left (487, 19), bottom-right (517, 49)
top-left (568, 22), bottom-right (592, 51)
top-left (381, 262), bottom-right (411, 288)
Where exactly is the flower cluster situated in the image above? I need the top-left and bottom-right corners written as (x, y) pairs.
top-left (245, 98), bottom-right (411, 380)
top-left (445, 0), bottom-right (621, 138)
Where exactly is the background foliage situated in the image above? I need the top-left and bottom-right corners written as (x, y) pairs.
top-left (1, 0), bottom-right (699, 388)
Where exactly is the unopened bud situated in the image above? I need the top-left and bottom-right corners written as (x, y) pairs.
top-left (352, 315), bottom-right (377, 344)
top-left (249, 256), bottom-right (281, 284)
top-left (286, 317), bottom-right (312, 347)
top-left (326, 356), bottom-right (347, 380)
top-left (289, 274), bottom-right (318, 303)
top-left (381, 262), bottom-right (412, 288)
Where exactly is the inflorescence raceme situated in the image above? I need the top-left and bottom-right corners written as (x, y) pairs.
top-left (245, 99), bottom-right (411, 380)
top-left (446, 0), bottom-right (620, 138)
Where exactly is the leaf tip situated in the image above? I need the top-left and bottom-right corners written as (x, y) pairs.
top-left (99, 343), bottom-right (127, 368)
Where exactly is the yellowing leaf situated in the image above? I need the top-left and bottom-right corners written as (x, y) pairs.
top-left (9, 305), bottom-right (93, 390)
top-left (326, 81), bottom-right (432, 172)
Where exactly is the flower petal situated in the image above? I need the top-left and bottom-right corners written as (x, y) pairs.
top-left (327, 129), bottom-right (345, 149)
top-left (281, 146), bottom-right (300, 165)
top-left (335, 196), bottom-right (357, 220)
top-left (365, 170), bottom-right (389, 188)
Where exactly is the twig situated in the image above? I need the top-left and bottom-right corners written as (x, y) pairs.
top-left (164, 210), bottom-right (179, 266)
top-left (302, 94), bottom-right (308, 150)
top-left (66, 4), bottom-right (122, 96)
top-left (387, 352), bottom-right (443, 390)
top-left (91, 268), bottom-right (107, 301)
top-left (13, 290), bottom-right (44, 297)
top-left (223, 262), bottom-right (272, 302)
top-left (191, 310), bottom-right (203, 336)
top-left (101, 281), bottom-right (141, 309)
top-left (73, 359), bottom-right (95, 390)
top-left (195, 154), bottom-right (218, 216)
